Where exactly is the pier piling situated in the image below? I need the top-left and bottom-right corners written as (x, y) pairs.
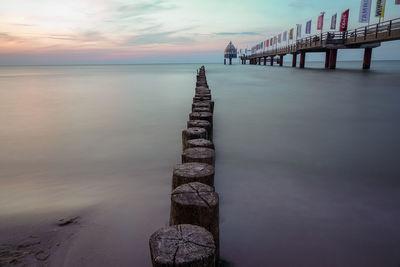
top-left (363, 48), bottom-right (372, 70)
top-left (182, 128), bottom-right (208, 150)
top-left (182, 147), bottom-right (215, 165)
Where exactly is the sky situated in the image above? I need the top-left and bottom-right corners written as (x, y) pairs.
top-left (0, 0), bottom-right (400, 64)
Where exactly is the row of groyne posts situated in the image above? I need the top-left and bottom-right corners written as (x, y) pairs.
top-left (149, 66), bottom-right (220, 266)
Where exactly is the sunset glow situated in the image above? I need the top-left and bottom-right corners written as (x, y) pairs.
top-left (1, 0), bottom-right (400, 64)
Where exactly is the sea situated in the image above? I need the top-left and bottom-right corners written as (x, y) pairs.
top-left (0, 61), bottom-right (399, 266)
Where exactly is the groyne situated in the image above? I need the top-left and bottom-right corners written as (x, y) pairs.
top-left (149, 66), bottom-right (219, 266)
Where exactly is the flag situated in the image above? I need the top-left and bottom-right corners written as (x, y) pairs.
top-left (278, 34), bottom-right (282, 43)
top-left (317, 14), bottom-right (324, 30)
top-left (289, 28), bottom-right (294, 40)
top-left (306, 20), bottom-right (312, 34)
top-left (270, 37), bottom-right (273, 45)
top-left (296, 24), bottom-right (302, 39)
top-left (396, 0), bottom-right (400, 5)
top-left (375, 0), bottom-right (386, 18)
top-left (331, 13), bottom-right (337, 29)
top-left (274, 36), bottom-right (277, 45)
top-left (283, 31), bottom-right (288, 41)
top-left (359, 0), bottom-right (372, 23)
top-left (266, 40), bottom-right (269, 47)
top-left (340, 9), bottom-right (350, 32)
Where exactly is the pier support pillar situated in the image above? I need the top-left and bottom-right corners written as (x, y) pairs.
top-left (229, 58), bottom-right (232, 65)
top-left (300, 52), bottom-right (306, 68)
top-left (363, 48), bottom-right (372, 70)
top-left (292, 53), bottom-right (297, 67)
top-left (270, 56), bottom-right (274, 66)
top-left (244, 59), bottom-right (246, 65)
top-left (329, 49), bottom-right (338, 69)
top-left (325, 50), bottom-right (330, 69)
top-left (279, 55), bottom-right (284, 67)
top-left (263, 57), bottom-right (267, 66)
top-left (258, 58), bottom-right (261, 65)
top-left (224, 59), bottom-right (226, 65)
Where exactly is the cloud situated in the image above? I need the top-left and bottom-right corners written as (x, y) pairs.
top-left (124, 30), bottom-right (193, 45)
top-left (115, 0), bottom-right (176, 19)
top-left (214, 31), bottom-right (261, 36)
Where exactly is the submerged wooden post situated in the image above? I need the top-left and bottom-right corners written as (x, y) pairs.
top-left (270, 56), bottom-right (274, 66)
top-left (149, 224), bottom-right (216, 267)
top-left (182, 128), bottom-right (208, 150)
top-left (170, 182), bottom-right (219, 261)
top-left (172, 162), bottom-right (215, 189)
top-left (363, 48), bottom-right (372, 70)
top-left (182, 147), bottom-right (215, 165)
top-left (279, 55), bottom-right (284, 67)
top-left (263, 56), bottom-right (267, 66)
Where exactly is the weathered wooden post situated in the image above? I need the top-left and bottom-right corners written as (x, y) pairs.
top-left (149, 224), bottom-right (216, 267)
top-left (170, 182), bottom-right (219, 261)
top-left (189, 112), bottom-right (213, 125)
top-left (172, 162), bottom-right (215, 189)
top-left (292, 53), bottom-right (297, 67)
top-left (182, 147), bottom-right (215, 165)
top-left (187, 138), bottom-right (214, 149)
top-left (192, 101), bottom-right (214, 113)
top-left (182, 127), bottom-right (208, 150)
top-left (329, 49), bottom-right (338, 69)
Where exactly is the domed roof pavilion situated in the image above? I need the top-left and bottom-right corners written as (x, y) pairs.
top-left (224, 41), bottom-right (237, 65)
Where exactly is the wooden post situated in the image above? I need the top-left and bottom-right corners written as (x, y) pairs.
top-left (187, 120), bottom-right (212, 139)
top-left (279, 55), bottom-right (284, 67)
top-left (192, 101), bottom-right (213, 113)
top-left (292, 53), bottom-right (297, 67)
top-left (300, 52), bottom-right (306, 68)
top-left (329, 49), bottom-right (338, 69)
top-left (263, 56), bottom-right (267, 66)
top-left (229, 58), bottom-right (232, 65)
top-left (182, 147), bottom-right (215, 165)
top-left (170, 182), bottom-right (219, 261)
top-left (224, 59), bottom-right (226, 65)
top-left (182, 128), bottom-right (208, 150)
top-left (189, 112), bottom-right (213, 125)
top-left (172, 162), bottom-right (214, 189)
top-left (187, 139), bottom-right (214, 150)
top-left (363, 48), bottom-right (372, 70)
top-left (270, 56), bottom-right (274, 66)
top-left (258, 58), bottom-right (261, 65)
top-left (149, 224), bottom-right (216, 267)
top-left (325, 50), bottom-right (330, 69)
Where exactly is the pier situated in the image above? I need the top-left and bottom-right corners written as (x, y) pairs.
top-left (241, 18), bottom-right (400, 69)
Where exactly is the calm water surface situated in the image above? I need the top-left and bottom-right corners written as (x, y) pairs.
top-left (0, 62), bottom-right (399, 266)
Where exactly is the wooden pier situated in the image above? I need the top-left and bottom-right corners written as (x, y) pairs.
top-left (241, 18), bottom-right (400, 69)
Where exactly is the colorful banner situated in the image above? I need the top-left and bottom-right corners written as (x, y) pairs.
top-left (274, 36), bottom-right (277, 45)
top-left (306, 20), bottom-right (312, 34)
top-left (375, 0), bottom-right (386, 18)
top-left (278, 34), bottom-right (282, 43)
top-left (331, 13), bottom-right (337, 29)
top-left (283, 31), bottom-right (288, 41)
top-left (340, 9), bottom-right (350, 32)
top-left (359, 0), bottom-right (372, 23)
top-left (289, 28), bottom-right (294, 40)
top-left (396, 0), bottom-right (400, 4)
top-left (296, 24), bottom-right (302, 39)
top-left (317, 14), bottom-right (324, 30)
top-left (266, 40), bottom-right (269, 47)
